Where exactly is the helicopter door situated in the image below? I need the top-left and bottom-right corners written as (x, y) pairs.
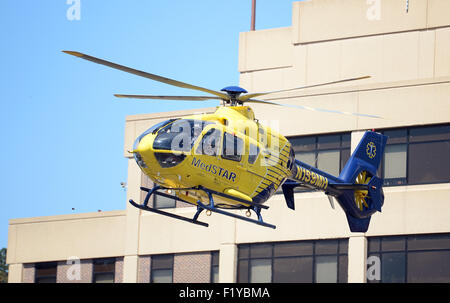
top-left (190, 127), bottom-right (224, 191)
top-left (245, 142), bottom-right (268, 196)
top-left (216, 132), bottom-right (244, 185)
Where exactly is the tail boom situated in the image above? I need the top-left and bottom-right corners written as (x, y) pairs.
top-left (282, 131), bottom-right (388, 232)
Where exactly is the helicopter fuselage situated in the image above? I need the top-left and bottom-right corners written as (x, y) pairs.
top-left (133, 106), bottom-right (296, 209)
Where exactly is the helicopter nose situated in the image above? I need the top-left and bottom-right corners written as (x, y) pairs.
top-left (133, 134), bottom-right (153, 169)
top-left (133, 132), bottom-right (146, 152)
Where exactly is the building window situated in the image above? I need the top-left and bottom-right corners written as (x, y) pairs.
top-left (367, 233), bottom-right (450, 283)
top-left (93, 258), bottom-right (115, 283)
top-left (141, 174), bottom-right (177, 209)
top-left (153, 193), bottom-right (177, 209)
top-left (35, 262), bottom-right (57, 283)
top-left (151, 254), bottom-right (173, 283)
top-left (210, 251), bottom-right (220, 283)
top-left (237, 239), bottom-right (348, 283)
top-left (289, 133), bottom-right (350, 177)
top-left (379, 124), bottom-right (450, 186)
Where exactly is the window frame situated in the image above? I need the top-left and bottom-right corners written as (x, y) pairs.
top-left (92, 258), bottom-right (116, 283)
top-left (153, 192), bottom-right (177, 209)
top-left (237, 239), bottom-right (348, 283)
top-left (34, 262), bottom-right (58, 283)
top-left (289, 133), bottom-right (350, 173)
top-left (150, 254), bottom-right (174, 283)
top-left (382, 143), bottom-right (408, 185)
top-left (286, 132), bottom-right (351, 193)
top-left (379, 124), bottom-right (450, 187)
top-left (367, 233), bottom-right (450, 283)
top-left (210, 251), bottom-right (220, 283)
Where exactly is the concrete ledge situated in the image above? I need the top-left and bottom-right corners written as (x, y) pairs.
top-left (9, 210), bottom-right (126, 225)
top-left (292, 0), bottom-right (450, 44)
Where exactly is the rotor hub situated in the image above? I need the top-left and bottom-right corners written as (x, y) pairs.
top-left (221, 86), bottom-right (248, 105)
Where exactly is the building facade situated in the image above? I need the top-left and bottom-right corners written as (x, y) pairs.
top-left (7, 0), bottom-right (450, 283)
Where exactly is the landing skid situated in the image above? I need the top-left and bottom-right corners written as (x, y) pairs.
top-left (128, 185), bottom-right (276, 229)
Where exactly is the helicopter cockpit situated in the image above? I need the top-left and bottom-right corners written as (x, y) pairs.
top-left (152, 119), bottom-right (214, 152)
top-left (132, 118), bottom-right (176, 152)
top-left (132, 119), bottom-right (215, 169)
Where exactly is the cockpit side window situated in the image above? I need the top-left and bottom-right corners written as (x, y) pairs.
top-left (150, 119), bottom-right (178, 134)
top-left (248, 143), bottom-right (260, 164)
top-left (153, 119), bottom-right (213, 152)
top-left (222, 132), bottom-right (244, 162)
top-left (196, 127), bottom-right (222, 156)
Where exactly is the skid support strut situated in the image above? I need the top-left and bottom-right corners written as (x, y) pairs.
top-left (196, 188), bottom-right (276, 229)
top-left (129, 185), bottom-right (209, 227)
top-left (128, 185), bottom-right (276, 229)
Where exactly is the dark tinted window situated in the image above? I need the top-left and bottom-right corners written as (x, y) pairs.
top-left (151, 254), bottom-right (174, 283)
top-left (273, 257), bottom-right (313, 283)
top-left (409, 125), bottom-right (450, 142)
top-left (408, 141), bottom-right (450, 184)
top-left (35, 262), bottom-right (57, 283)
top-left (379, 124), bottom-right (450, 186)
top-left (368, 233), bottom-right (450, 283)
top-left (318, 135), bottom-right (340, 149)
top-left (238, 239), bottom-right (348, 283)
top-left (93, 258), bottom-right (115, 283)
top-left (407, 251), bottom-right (450, 282)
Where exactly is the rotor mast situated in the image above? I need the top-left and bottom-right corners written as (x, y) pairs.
top-left (220, 86), bottom-right (248, 106)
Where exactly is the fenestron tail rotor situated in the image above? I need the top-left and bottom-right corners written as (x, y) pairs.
top-left (354, 171), bottom-right (372, 211)
top-left (63, 50), bottom-right (382, 118)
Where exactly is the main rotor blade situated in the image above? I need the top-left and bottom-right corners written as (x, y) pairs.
top-left (114, 94), bottom-right (222, 101)
top-left (239, 76), bottom-right (370, 101)
top-left (246, 98), bottom-right (383, 119)
top-left (62, 51), bottom-right (230, 100)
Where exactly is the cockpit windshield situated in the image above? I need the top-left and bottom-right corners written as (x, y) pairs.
top-left (133, 119), bottom-right (177, 151)
top-left (153, 119), bottom-right (213, 152)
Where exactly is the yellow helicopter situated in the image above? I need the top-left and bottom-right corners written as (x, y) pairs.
top-left (63, 51), bottom-right (388, 232)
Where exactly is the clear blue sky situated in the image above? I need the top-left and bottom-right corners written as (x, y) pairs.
top-left (0, 0), bottom-right (300, 249)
